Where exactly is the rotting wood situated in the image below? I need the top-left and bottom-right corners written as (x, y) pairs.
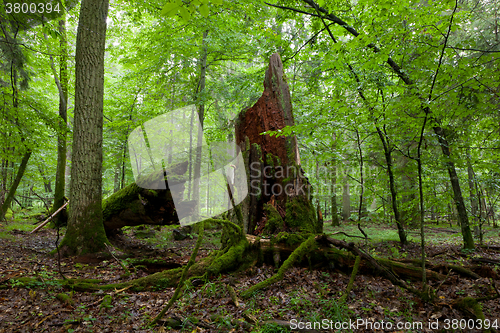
top-left (234, 53), bottom-right (319, 236)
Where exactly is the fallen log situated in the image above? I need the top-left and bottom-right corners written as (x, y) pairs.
top-left (102, 162), bottom-right (196, 231)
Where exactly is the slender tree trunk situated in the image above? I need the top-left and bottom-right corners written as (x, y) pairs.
top-left (415, 114), bottom-right (429, 286)
top-left (376, 126), bottom-right (407, 244)
top-left (1, 157), bottom-right (8, 207)
top-left (298, 0), bottom-right (474, 248)
top-left (434, 127), bottom-right (474, 248)
top-left (355, 129), bottom-right (364, 222)
top-left (191, 30), bottom-right (209, 222)
top-left (330, 163), bottom-right (339, 226)
top-left (466, 148), bottom-right (478, 231)
top-left (342, 165), bottom-right (350, 222)
top-left (0, 150), bottom-right (31, 221)
top-left (59, 0), bottom-right (110, 256)
top-left (51, 14), bottom-right (69, 225)
top-left (399, 147), bottom-right (419, 229)
top-left (113, 160), bottom-right (121, 193)
top-left (330, 133), bottom-right (339, 226)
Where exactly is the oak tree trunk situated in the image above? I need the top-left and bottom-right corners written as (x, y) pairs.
top-left (59, 0), bottom-right (110, 256)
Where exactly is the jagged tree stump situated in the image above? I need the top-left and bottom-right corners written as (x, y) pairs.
top-left (234, 53), bottom-right (321, 236)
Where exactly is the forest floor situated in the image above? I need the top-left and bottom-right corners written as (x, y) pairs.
top-left (0, 218), bottom-right (499, 333)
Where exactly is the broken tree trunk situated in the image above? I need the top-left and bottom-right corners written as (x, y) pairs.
top-left (235, 53), bottom-right (320, 236)
top-left (102, 161), bottom-right (196, 231)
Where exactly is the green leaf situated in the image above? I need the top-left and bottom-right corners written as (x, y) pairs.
top-left (179, 6), bottom-right (191, 21)
top-left (213, 0), bottom-right (223, 4)
top-left (161, 2), bottom-right (179, 16)
top-left (199, 4), bottom-right (209, 17)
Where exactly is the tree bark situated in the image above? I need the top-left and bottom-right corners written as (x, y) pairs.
top-left (102, 163), bottom-right (196, 231)
top-left (0, 150), bottom-right (31, 221)
top-left (434, 126), bottom-right (475, 249)
top-left (52, 14), bottom-right (69, 226)
top-left (355, 129), bottom-right (364, 222)
top-left (467, 148), bottom-right (478, 228)
top-left (59, 0), bottom-right (110, 256)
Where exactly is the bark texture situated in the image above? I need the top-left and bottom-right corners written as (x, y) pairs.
top-left (59, 0), bottom-right (110, 256)
top-left (235, 53), bottom-right (320, 235)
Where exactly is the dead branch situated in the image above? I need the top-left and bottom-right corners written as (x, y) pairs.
top-left (31, 201), bottom-right (69, 233)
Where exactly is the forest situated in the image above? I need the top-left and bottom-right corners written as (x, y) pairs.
top-left (0, 0), bottom-right (500, 331)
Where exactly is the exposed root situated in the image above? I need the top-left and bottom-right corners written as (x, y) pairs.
top-left (149, 221), bottom-right (205, 326)
top-left (340, 255), bottom-right (360, 303)
top-left (241, 235), bottom-right (316, 298)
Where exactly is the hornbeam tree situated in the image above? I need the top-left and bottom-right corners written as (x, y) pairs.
top-left (270, 0), bottom-right (475, 249)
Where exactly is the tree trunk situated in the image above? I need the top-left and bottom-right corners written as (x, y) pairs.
top-left (467, 148), bottom-right (478, 231)
top-left (294, 0), bottom-right (473, 249)
top-left (190, 30), bottom-right (209, 223)
top-left (235, 53), bottom-right (319, 235)
top-left (434, 126), bottom-right (474, 249)
top-left (355, 129), bottom-right (364, 222)
top-left (342, 166), bottom-right (350, 222)
top-left (399, 147), bottom-right (419, 229)
top-left (0, 150), bottom-right (31, 221)
top-left (375, 126), bottom-right (407, 244)
top-left (52, 14), bottom-right (69, 226)
top-left (59, 0), bottom-right (110, 256)
top-left (330, 163), bottom-right (339, 226)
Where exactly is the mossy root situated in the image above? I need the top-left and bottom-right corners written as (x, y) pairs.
top-left (241, 235), bottom-right (316, 298)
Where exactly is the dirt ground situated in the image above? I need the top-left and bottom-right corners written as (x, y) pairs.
top-left (1, 224), bottom-right (499, 332)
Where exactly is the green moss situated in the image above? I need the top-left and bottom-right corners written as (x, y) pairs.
top-left (266, 154), bottom-right (275, 167)
top-left (455, 297), bottom-right (487, 328)
top-left (128, 199), bottom-right (145, 215)
top-left (102, 183), bottom-right (142, 222)
top-left (56, 200), bottom-right (109, 256)
top-left (99, 294), bottom-right (113, 310)
top-left (245, 136), bottom-right (250, 152)
top-left (263, 204), bottom-right (284, 235)
top-left (210, 218), bottom-right (244, 249)
top-left (285, 196), bottom-right (320, 233)
top-left (207, 238), bottom-right (248, 275)
top-left (272, 231), bottom-right (311, 247)
top-left (56, 292), bottom-right (74, 306)
top-left (251, 143), bottom-right (264, 164)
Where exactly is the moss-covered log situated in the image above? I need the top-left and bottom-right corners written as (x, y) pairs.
top-left (101, 162), bottom-right (197, 231)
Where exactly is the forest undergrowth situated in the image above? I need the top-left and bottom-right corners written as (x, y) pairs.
top-left (0, 217), bottom-right (499, 332)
